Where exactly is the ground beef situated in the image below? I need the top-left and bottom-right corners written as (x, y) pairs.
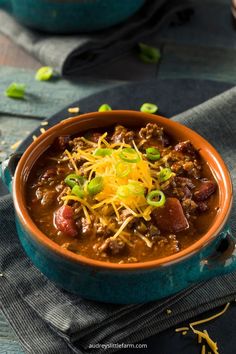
top-left (81, 218), bottom-right (94, 237)
top-left (69, 137), bottom-right (88, 151)
top-left (174, 140), bottom-right (197, 156)
top-left (52, 136), bottom-right (70, 151)
top-left (41, 167), bottom-right (57, 180)
top-left (94, 222), bottom-right (112, 238)
top-left (108, 239), bottom-right (126, 256)
top-left (182, 198), bottom-right (198, 215)
top-left (139, 122), bottom-right (165, 143)
top-left (97, 237), bottom-right (126, 256)
top-left (174, 176), bottom-right (195, 189)
top-left (182, 160), bottom-right (201, 178)
top-left (110, 125), bottom-right (135, 144)
top-left (89, 132), bottom-right (103, 143)
top-left (161, 177), bottom-right (193, 200)
top-left (197, 201), bottom-right (209, 212)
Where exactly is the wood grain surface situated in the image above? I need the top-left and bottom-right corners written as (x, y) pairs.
top-left (0, 34), bottom-right (41, 69)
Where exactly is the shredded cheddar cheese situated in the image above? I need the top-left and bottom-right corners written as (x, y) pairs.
top-left (82, 205), bottom-right (91, 224)
top-left (62, 195), bottom-right (98, 216)
top-left (68, 106), bottom-right (80, 113)
top-left (60, 132), bottom-right (169, 243)
top-left (10, 140), bottom-right (22, 150)
top-left (175, 327), bottom-right (189, 333)
top-left (41, 121), bottom-right (48, 126)
top-left (175, 303), bottom-right (230, 354)
top-left (135, 231), bottom-right (153, 248)
top-left (64, 149), bottom-right (80, 175)
top-left (110, 216), bottom-right (134, 240)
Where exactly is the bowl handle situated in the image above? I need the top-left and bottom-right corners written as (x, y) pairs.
top-left (201, 229), bottom-right (236, 272)
top-left (0, 0), bottom-right (11, 12)
top-left (0, 153), bottom-right (22, 193)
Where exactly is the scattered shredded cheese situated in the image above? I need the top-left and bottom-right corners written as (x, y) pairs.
top-left (10, 140), bottom-right (22, 150)
top-left (61, 195), bottom-right (98, 216)
top-left (68, 106), bottom-right (80, 113)
top-left (110, 216), bottom-right (134, 240)
top-left (135, 231), bottom-right (153, 248)
top-left (175, 327), bottom-right (189, 333)
top-left (190, 327), bottom-right (218, 354)
top-left (111, 202), bottom-right (120, 220)
top-left (80, 137), bottom-right (97, 147)
top-left (64, 149), bottom-right (80, 175)
top-left (32, 135), bottom-right (37, 141)
top-left (190, 303), bottom-right (230, 328)
top-left (175, 303), bottom-right (230, 354)
top-left (119, 234), bottom-right (134, 247)
top-left (82, 205), bottom-right (91, 224)
top-left (41, 121), bottom-right (48, 126)
top-left (40, 128), bottom-right (46, 134)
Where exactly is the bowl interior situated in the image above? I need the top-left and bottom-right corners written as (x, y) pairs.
top-left (13, 111), bottom-right (233, 269)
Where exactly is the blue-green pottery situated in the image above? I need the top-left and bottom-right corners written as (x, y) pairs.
top-left (0, 0), bottom-right (145, 33)
top-left (1, 111), bottom-right (235, 304)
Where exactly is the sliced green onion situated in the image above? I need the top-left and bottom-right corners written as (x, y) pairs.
top-left (117, 185), bottom-right (131, 198)
top-left (140, 103), bottom-right (158, 114)
top-left (115, 161), bottom-right (131, 178)
top-left (117, 181), bottom-right (144, 198)
top-left (146, 147), bottom-right (160, 161)
top-left (88, 176), bottom-right (103, 195)
top-left (5, 82), bottom-right (26, 99)
top-left (138, 43), bottom-right (161, 64)
top-left (147, 190), bottom-right (166, 207)
top-left (158, 168), bottom-right (173, 183)
top-left (119, 148), bottom-right (140, 163)
top-left (35, 66), bottom-right (53, 81)
top-left (127, 181), bottom-right (145, 196)
top-left (71, 185), bottom-right (84, 199)
top-left (65, 174), bottom-right (86, 188)
top-left (98, 104), bottom-right (112, 112)
top-left (94, 148), bottom-right (112, 157)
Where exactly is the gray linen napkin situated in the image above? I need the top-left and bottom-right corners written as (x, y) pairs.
top-left (0, 86), bottom-right (236, 354)
top-left (0, 0), bottom-right (191, 75)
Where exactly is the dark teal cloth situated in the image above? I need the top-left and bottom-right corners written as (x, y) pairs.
top-left (0, 0), bottom-right (191, 75)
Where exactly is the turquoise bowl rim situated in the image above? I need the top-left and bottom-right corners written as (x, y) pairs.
top-left (12, 110), bottom-right (233, 271)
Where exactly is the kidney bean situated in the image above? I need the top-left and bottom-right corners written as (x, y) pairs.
top-left (152, 198), bottom-right (189, 233)
top-left (54, 205), bottom-right (78, 237)
top-left (194, 180), bottom-right (216, 202)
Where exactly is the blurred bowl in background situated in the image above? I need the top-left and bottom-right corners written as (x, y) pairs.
top-left (0, 0), bottom-right (145, 33)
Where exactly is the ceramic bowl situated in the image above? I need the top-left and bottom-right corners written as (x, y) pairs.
top-left (0, 0), bottom-right (145, 33)
top-left (1, 111), bottom-right (235, 304)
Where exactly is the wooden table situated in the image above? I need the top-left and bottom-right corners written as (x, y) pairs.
top-left (0, 1), bottom-right (236, 353)
top-left (0, 34), bottom-right (40, 69)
